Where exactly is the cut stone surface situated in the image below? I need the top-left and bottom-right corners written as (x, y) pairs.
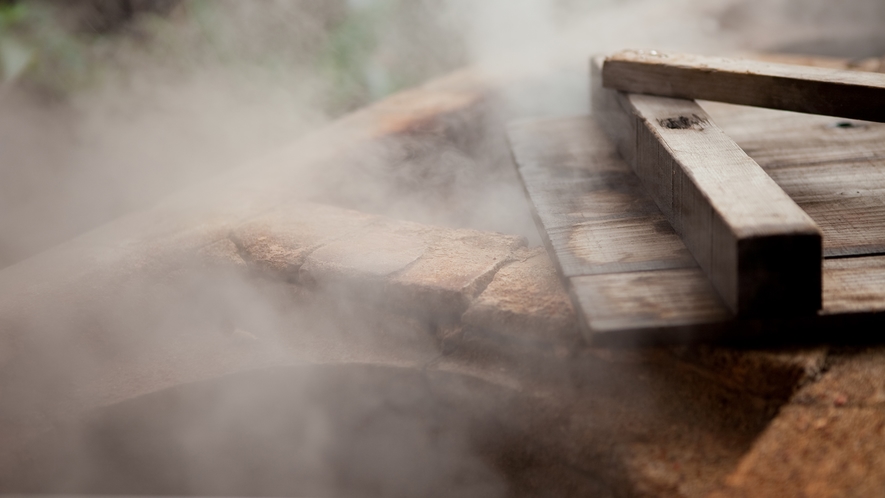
top-left (388, 229), bottom-right (524, 319)
top-left (301, 221), bottom-right (428, 284)
top-left (234, 203), bottom-right (525, 320)
top-left (462, 247), bottom-right (578, 347)
top-left (231, 203), bottom-right (379, 280)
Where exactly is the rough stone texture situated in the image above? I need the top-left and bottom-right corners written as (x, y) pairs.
top-left (386, 229), bottom-right (524, 320)
top-left (711, 348), bottom-right (885, 498)
top-left (668, 346), bottom-right (828, 400)
top-left (462, 247), bottom-right (578, 348)
top-left (713, 405), bottom-right (885, 498)
top-left (794, 349), bottom-right (885, 406)
top-left (232, 205), bottom-right (525, 320)
top-left (301, 220), bottom-right (428, 285)
top-left (231, 203), bottom-right (379, 281)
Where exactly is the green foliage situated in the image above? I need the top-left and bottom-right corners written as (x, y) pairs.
top-left (0, 1), bottom-right (91, 96)
top-left (0, 2), bottom-right (34, 83)
top-left (319, 0), bottom-right (463, 113)
top-left (0, 2), bottom-right (27, 28)
top-left (0, 0), bottom-right (465, 107)
top-left (321, 2), bottom-right (386, 111)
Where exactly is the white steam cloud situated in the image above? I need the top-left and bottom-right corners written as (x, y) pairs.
top-left (0, 0), bottom-right (883, 495)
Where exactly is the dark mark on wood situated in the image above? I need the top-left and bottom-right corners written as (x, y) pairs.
top-left (829, 121), bottom-right (863, 129)
top-left (658, 114), bottom-right (706, 130)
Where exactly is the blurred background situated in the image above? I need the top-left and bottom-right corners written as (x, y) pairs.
top-left (2, 0), bottom-right (628, 269)
top-left (0, 0), bottom-right (472, 267)
top-left (1, 0), bottom-right (884, 268)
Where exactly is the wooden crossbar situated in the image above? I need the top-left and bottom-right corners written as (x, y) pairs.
top-left (591, 57), bottom-right (822, 317)
top-left (602, 50), bottom-right (885, 122)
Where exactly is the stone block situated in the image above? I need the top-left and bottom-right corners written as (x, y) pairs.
top-left (300, 219), bottom-right (429, 287)
top-left (461, 247), bottom-right (578, 347)
top-left (231, 203), bottom-right (378, 281)
top-left (300, 216), bottom-right (524, 319)
top-left (388, 229), bottom-right (524, 320)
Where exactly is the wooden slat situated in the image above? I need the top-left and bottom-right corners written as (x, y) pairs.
top-left (507, 117), bottom-right (696, 280)
top-left (591, 58), bottom-right (823, 318)
top-left (702, 102), bottom-right (885, 258)
top-left (570, 256), bottom-right (885, 346)
top-left (602, 50), bottom-right (885, 122)
top-left (509, 114), bottom-right (885, 343)
top-left (823, 256), bottom-right (885, 314)
top-left (508, 116), bottom-right (723, 342)
top-left (570, 268), bottom-right (731, 343)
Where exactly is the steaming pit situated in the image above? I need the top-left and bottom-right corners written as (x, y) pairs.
top-left (2, 0), bottom-right (885, 497)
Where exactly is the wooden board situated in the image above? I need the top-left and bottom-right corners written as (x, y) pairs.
top-left (508, 117), bottom-right (696, 279)
top-left (602, 50), bottom-right (885, 122)
top-left (702, 102), bottom-right (885, 258)
top-left (508, 116), bottom-right (885, 345)
top-left (590, 58), bottom-right (822, 318)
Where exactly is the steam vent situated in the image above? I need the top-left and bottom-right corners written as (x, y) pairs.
top-left (2, 0), bottom-right (885, 497)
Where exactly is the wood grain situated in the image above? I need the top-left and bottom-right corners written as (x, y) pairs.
top-left (509, 114), bottom-right (885, 344)
top-left (702, 102), bottom-right (885, 258)
top-left (508, 117), bottom-right (696, 280)
top-left (591, 58), bottom-right (823, 318)
top-left (571, 256), bottom-right (885, 346)
top-left (823, 256), bottom-right (885, 314)
top-left (602, 50), bottom-right (885, 122)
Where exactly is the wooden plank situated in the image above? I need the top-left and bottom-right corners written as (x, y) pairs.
top-left (602, 50), bottom-right (885, 122)
top-left (591, 58), bottom-right (823, 318)
top-left (571, 256), bottom-right (885, 345)
top-left (702, 102), bottom-right (885, 258)
top-left (823, 256), bottom-right (885, 314)
top-left (508, 114), bottom-right (885, 343)
top-left (546, 216), bottom-right (694, 277)
top-left (768, 164), bottom-right (885, 257)
top-left (507, 117), bottom-right (696, 281)
top-left (570, 268), bottom-right (731, 344)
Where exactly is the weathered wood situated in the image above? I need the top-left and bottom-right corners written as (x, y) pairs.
top-left (508, 117), bottom-right (695, 279)
top-left (510, 114), bottom-right (885, 344)
top-left (591, 58), bottom-right (823, 318)
top-left (703, 101), bottom-right (885, 258)
top-left (823, 256), bottom-right (885, 314)
top-left (508, 116), bottom-right (722, 342)
top-left (602, 50), bottom-right (885, 122)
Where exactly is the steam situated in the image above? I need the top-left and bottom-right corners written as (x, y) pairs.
top-left (5, 0), bottom-right (884, 266)
top-left (0, 0), bottom-right (884, 495)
